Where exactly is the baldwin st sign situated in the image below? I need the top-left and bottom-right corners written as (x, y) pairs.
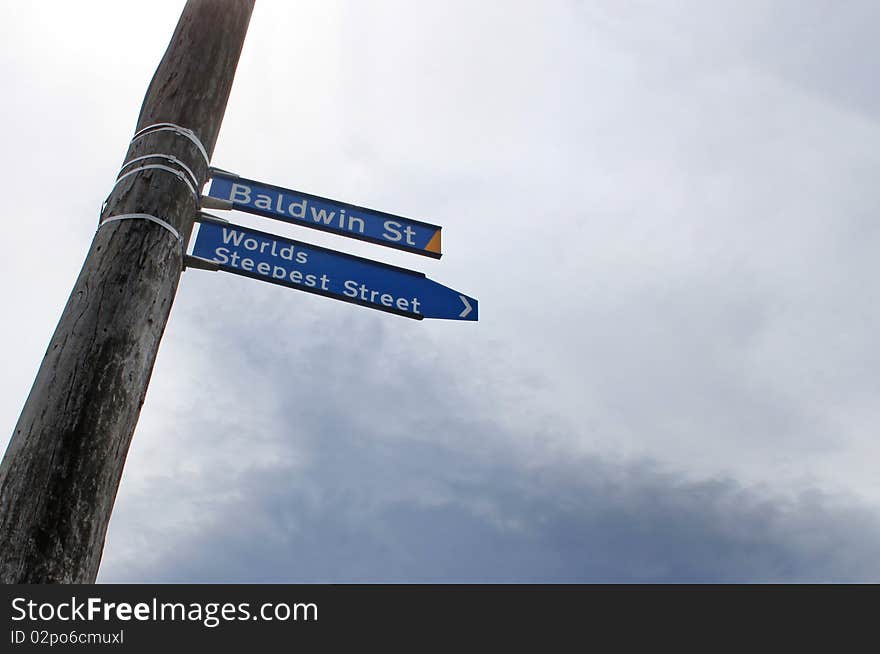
top-left (191, 219), bottom-right (477, 321)
top-left (206, 171), bottom-right (443, 258)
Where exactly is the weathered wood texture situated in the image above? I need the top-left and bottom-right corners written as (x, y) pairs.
top-left (0, 0), bottom-right (254, 583)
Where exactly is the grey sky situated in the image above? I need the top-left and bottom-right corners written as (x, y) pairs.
top-left (1, 1), bottom-right (879, 582)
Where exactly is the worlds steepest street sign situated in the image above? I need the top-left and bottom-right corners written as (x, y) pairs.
top-left (190, 218), bottom-right (477, 321)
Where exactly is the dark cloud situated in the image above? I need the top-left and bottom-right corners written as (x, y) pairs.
top-left (102, 420), bottom-right (880, 583)
top-left (100, 311), bottom-right (880, 583)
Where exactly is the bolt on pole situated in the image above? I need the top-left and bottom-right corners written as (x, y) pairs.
top-left (0, 0), bottom-right (255, 583)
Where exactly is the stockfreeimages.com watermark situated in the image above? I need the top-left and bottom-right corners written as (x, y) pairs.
top-left (10, 596), bottom-right (318, 629)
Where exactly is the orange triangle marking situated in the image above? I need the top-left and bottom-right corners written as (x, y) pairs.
top-left (425, 230), bottom-right (442, 254)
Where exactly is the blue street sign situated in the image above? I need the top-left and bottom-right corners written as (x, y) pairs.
top-left (191, 219), bottom-right (477, 321)
top-left (207, 172), bottom-right (443, 258)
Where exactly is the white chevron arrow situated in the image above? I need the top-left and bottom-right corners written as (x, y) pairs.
top-left (458, 295), bottom-right (472, 318)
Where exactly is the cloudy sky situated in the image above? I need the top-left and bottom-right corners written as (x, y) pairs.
top-left (2, 0), bottom-right (880, 582)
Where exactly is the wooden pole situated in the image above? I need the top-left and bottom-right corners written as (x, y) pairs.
top-left (0, 0), bottom-right (255, 583)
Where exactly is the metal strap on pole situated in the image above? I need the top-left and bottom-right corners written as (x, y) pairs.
top-left (113, 164), bottom-right (199, 202)
top-left (119, 153), bottom-right (199, 191)
top-left (97, 124), bottom-right (205, 246)
top-left (97, 213), bottom-right (183, 248)
top-left (130, 122), bottom-right (210, 166)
